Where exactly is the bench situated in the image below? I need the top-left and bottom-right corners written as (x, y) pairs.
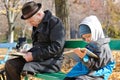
top-left (0, 42), bottom-right (17, 80)
top-left (24, 40), bottom-right (120, 80)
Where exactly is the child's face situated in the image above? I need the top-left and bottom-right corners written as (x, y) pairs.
top-left (82, 33), bottom-right (92, 43)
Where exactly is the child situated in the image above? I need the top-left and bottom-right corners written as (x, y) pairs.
top-left (64, 15), bottom-right (115, 80)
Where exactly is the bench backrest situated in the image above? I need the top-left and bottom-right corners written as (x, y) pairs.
top-left (0, 42), bottom-right (17, 64)
top-left (64, 40), bottom-right (120, 50)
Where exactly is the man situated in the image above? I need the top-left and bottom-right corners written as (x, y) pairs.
top-left (5, 1), bottom-right (65, 80)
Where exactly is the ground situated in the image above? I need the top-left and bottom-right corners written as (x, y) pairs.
top-left (0, 49), bottom-right (120, 80)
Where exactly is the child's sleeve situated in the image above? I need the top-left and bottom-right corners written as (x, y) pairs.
top-left (81, 42), bottom-right (112, 70)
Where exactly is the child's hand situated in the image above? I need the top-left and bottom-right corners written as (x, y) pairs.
top-left (73, 48), bottom-right (87, 59)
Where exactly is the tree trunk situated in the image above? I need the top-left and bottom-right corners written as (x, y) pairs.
top-left (8, 28), bottom-right (14, 43)
top-left (7, 10), bottom-right (15, 43)
top-left (8, 23), bottom-right (15, 43)
top-left (55, 0), bottom-right (70, 39)
top-left (2, 0), bottom-right (27, 42)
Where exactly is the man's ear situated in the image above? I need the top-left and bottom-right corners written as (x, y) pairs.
top-left (37, 12), bottom-right (41, 16)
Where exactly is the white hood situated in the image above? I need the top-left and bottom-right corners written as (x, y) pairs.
top-left (80, 15), bottom-right (105, 41)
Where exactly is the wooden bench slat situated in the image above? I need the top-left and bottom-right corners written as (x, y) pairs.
top-left (0, 42), bottom-right (17, 64)
top-left (0, 43), bottom-right (17, 48)
top-left (24, 72), bottom-right (65, 80)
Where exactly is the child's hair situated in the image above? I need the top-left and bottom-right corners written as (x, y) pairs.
top-left (79, 24), bottom-right (91, 37)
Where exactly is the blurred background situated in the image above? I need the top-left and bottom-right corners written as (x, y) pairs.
top-left (0, 0), bottom-right (120, 42)
top-left (0, 0), bottom-right (120, 80)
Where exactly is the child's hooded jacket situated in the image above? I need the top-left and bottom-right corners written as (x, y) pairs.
top-left (66, 15), bottom-right (115, 80)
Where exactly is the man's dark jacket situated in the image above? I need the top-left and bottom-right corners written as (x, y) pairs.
top-left (26, 10), bottom-right (65, 73)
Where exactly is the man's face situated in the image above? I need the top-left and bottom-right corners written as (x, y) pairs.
top-left (25, 11), bottom-right (43, 27)
top-left (82, 33), bottom-right (92, 43)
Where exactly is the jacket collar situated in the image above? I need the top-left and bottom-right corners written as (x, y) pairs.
top-left (42, 10), bottom-right (52, 23)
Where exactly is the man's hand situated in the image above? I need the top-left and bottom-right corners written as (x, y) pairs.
top-left (23, 52), bottom-right (33, 62)
top-left (73, 48), bottom-right (87, 59)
